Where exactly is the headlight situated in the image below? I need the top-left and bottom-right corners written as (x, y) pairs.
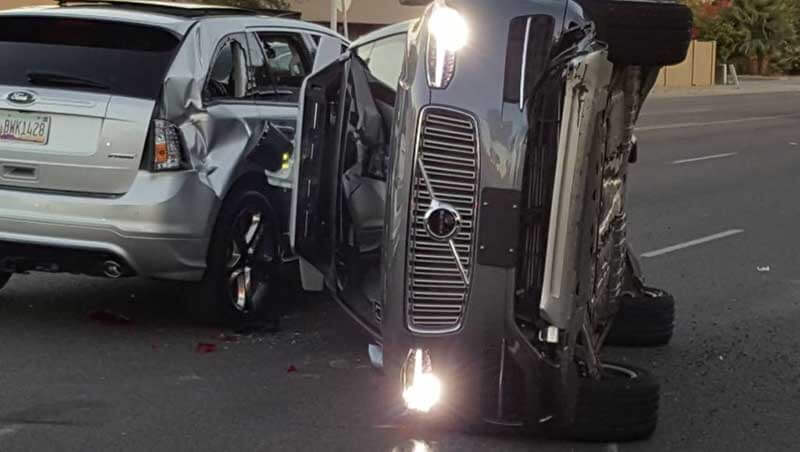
top-left (426, 2), bottom-right (468, 89)
top-left (402, 348), bottom-right (442, 413)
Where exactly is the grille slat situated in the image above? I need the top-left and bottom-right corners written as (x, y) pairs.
top-left (419, 178), bottom-right (477, 192)
top-left (415, 189), bottom-right (477, 205)
top-left (423, 138), bottom-right (476, 154)
top-left (426, 113), bottom-right (474, 130)
top-left (411, 253), bottom-right (470, 264)
top-left (413, 243), bottom-right (471, 253)
top-left (423, 125), bottom-right (476, 142)
top-left (407, 108), bottom-right (479, 333)
top-left (411, 304), bottom-right (464, 311)
top-left (423, 165), bottom-right (477, 180)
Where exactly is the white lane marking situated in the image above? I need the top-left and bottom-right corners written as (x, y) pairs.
top-left (672, 152), bottom-right (737, 165)
top-left (0, 425), bottom-right (21, 438)
top-left (641, 229), bottom-right (744, 258)
top-left (642, 107), bottom-right (713, 116)
top-left (638, 113), bottom-right (799, 131)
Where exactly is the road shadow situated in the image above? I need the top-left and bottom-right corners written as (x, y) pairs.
top-left (0, 268), bottom-right (334, 339)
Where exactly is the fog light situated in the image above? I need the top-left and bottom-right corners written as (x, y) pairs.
top-left (402, 348), bottom-right (442, 413)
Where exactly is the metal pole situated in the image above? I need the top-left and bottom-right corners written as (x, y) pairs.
top-left (343, 3), bottom-right (349, 39)
top-left (729, 64), bottom-right (740, 89)
top-left (330, 0), bottom-right (337, 32)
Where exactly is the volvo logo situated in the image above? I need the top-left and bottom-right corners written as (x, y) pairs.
top-left (423, 200), bottom-right (461, 242)
top-left (7, 91), bottom-right (36, 105)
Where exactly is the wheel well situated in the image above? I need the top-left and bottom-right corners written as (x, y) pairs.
top-left (203, 172), bottom-right (286, 271)
top-left (224, 172), bottom-right (273, 202)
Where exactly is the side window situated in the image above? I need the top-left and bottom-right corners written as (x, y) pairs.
top-left (204, 34), bottom-right (249, 102)
top-left (355, 42), bottom-right (375, 65)
top-left (246, 32), bottom-right (312, 103)
top-left (355, 33), bottom-right (407, 89)
top-left (303, 33), bottom-right (319, 65)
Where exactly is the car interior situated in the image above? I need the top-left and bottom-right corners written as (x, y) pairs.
top-left (335, 56), bottom-right (396, 327)
top-left (205, 40), bottom-right (248, 100)
top-left (251, 33), bottom-right (313, 103)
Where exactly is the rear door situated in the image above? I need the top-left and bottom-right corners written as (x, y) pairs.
top-left (0, 17), bottom-right (181, 195)
top-left (244, 29), bottom-right (348, 189)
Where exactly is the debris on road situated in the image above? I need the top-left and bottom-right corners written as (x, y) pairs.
top-left (218, 333), bottom-right (241, 343)
top-left (88, 310), bottom-right (132, 326)
top-left (234, 322), bottom-right (280, 336)
top-left (756, 266), bottom-right (771, 272)
top-left (195, 342), bottom-right (217, 354)
top-left (329, 359), bottom-right (351, 369)
top-left (178, 374), bottom-right (203, 382)
top-left (287, 364), bottom-right (297, 373)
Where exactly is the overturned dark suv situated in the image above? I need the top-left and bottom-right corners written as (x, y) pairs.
top-left (291, 0), bottom-right (691, 441)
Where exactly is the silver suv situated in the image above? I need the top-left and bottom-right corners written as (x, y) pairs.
top-left (0, 1), bottom-right (346, 324)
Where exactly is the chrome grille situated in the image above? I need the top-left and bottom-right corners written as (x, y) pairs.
top-left (407, 107), bottom-right (479, 333)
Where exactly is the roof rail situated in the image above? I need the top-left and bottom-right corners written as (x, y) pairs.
top-left (54, 1), bottom-right (301, 19)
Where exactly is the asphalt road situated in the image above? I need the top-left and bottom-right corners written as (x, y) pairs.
top-left (1, 89), bottom-right (800, 451)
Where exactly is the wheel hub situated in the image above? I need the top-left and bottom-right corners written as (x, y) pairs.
top-left (226, 211), bottom-right (266, 313)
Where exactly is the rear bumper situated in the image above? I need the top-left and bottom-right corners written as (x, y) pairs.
top-left (0, 170), bottom-right (219, 281)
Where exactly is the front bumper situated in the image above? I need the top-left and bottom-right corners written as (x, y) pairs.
top-left (0, 170), bottom-right (219, 281)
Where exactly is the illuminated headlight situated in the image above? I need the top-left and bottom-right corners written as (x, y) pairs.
top-left (426, 2), bottom-right (468, 89)
top-left (402, 348), bottom-right (442, 413)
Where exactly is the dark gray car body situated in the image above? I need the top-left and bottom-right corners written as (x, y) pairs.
top-left (293, 0), bottom-right (659, 427)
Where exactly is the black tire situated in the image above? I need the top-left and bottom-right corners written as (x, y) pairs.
top-left (580, 0), bottom-right (693, 66)
top-left (559, 363), bottom-right (660, 442)
top-left (0, 272), bottom-right (10, 292)
top-left (187, 185), bottom-right (281, 327)
top-left (606, 288), bottom-right (675, 347)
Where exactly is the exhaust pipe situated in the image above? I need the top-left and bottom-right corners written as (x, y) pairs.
top-left (103, 260), bottom-right (123, 279)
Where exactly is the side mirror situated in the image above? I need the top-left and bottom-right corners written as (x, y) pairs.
top-left (248, 122), bottom-right (294, 172)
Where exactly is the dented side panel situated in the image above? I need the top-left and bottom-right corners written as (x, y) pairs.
top-left (160, 20), bottom-right (347, 202)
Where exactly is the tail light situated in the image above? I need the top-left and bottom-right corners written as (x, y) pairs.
top-left (151, 119), bottom-right (186, 171)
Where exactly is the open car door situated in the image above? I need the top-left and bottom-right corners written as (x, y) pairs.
top-left (290, 56), bottom-right (349, 287)
top-left (291, 52), bottom-right (396, 336)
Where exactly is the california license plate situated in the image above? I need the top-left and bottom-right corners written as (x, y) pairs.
top-left (0, 110), bottom-right (51, 145)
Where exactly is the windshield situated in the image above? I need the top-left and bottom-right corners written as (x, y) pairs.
top-left (0, 17), bottom-right (180, 99)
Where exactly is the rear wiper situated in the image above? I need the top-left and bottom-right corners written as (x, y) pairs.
top-left (27, 72), bottom-right (110, 91)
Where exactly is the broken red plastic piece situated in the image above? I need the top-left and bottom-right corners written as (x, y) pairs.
top-left (195, 342), bottom-right (217, 354)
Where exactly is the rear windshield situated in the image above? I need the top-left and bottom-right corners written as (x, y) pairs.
top-left (0, 17), bottom-right (180, 99)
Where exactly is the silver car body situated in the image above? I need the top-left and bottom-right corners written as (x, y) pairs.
top-left (0, 4), bottom-right (346, 281)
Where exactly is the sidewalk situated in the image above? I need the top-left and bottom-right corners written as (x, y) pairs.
top-left (650, 76), bottom-right (800, 98)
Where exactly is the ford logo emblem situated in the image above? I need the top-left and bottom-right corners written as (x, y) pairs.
top-left (7, 91), bottom-right (36, 105)
top-left (423, 200), bottom-right (461, 242)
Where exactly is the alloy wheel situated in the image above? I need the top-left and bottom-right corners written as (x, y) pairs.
top-left (225, 210), bottom-right (267, 313)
